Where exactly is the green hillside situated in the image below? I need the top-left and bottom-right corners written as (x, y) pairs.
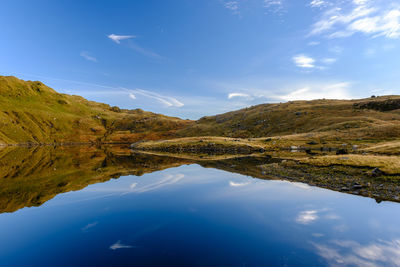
top-left (0, 76), bottom-right (192, 145)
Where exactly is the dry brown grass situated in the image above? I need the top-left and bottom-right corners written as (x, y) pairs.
top-left (299, 154), bottom-right (400, 174)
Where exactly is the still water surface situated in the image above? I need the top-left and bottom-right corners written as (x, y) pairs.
top-left (1, 148), bottom-right (400, 266)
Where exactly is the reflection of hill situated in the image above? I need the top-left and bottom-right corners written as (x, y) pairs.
top-left (0, 146), bottom-right (193, 213)
top-left (2, 146), bottom-right (400, 214)
top-left (198, 156), bottom-right (400, 203)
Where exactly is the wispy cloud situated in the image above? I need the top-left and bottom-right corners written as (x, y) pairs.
top-left (293, 54), bottom-right (316, 68)
top-left (80, 51), bottom-right (97, 62)
top-left (292, 54), bottom-right (337, 69)
top-left (228, 92), bottom-right (252, 99)
top-left (279, 82), bottom-right (352, 101)
top-left (126, 42), bottom-right (164, 59)
top-left (264, 0), bottom-right (285, 14)
top-left (124, 88), bottom-right (184, 108)
top-left (110, 240), bottom-right (134, 250)
top-left (310, 0), bottom-right (400, 39)
top-left (309, 0), bottom-right (328, 8)
top-left (224, 1), bottom-right (240, 15)
top-left (108, 34), bottom-right (135, 44)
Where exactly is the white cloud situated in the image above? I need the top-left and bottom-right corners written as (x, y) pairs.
top-left (80, 51), bottom-right (97, 62)
top-left (124, 88), bottom-right (184, 108)
top-left (110, 240), bottom-right (133, 250)
top-left (229, 181), bottom-right (250, 187)
top-left (228, 92), bottom-right (252, 99)
top-left (310, 0), bottom-right (400, 39)
top-left (310, 0), bottom-right (328, 8)
top-left (108, 34), bottom-right (135, 44)
top-left (279, 82), bottom-right (352, 101)
top-left (293, 54), bottom-right (316, 68)
top-left (128, 93), bottom-right (136, 100)
top-left (296, 210), bottom-right (319, 224)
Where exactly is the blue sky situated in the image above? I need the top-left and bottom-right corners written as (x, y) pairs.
top-left (1, 0), bottom-right (400, 119)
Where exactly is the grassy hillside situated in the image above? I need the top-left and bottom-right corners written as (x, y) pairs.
top-left (0, 76), bottom-right (192, 145)
top-left (178, 96), bottom-right (400, 141)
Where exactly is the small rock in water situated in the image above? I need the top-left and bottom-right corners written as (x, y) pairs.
top-left (341, 187), bottom-right (350, 191)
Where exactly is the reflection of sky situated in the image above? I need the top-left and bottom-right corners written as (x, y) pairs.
top-left (1, 164), bottom-right (400, 266)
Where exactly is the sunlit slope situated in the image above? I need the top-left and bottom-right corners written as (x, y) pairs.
top-left (0, 76), bottom-right (192, 144)
top-left (179, 96), bottom-right (400, 140)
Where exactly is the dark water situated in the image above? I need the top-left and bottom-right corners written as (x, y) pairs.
top-left (1, 147), bottom-right (400, 266)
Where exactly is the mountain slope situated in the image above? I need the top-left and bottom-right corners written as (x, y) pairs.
top-left (178, 97), bottom-right (400, 140)
top-left (0, 76), bottom-right (192, 145)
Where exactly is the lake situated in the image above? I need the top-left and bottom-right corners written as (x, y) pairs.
top-left (1, 146), bottom-right (400, 266)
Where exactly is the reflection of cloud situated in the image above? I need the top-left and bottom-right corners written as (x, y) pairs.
top-left (291, 182), bottom-right (312, 190)
top-left (312, 233), bottom-right (325, 238)
top-left (325, 213), bottom-right (341, 220)
top-left (296, 210), bottom-right (319, 224)
top-left (110, 240), bottom-right (133, 250)
top-left (313, 239), bottom-right (400, 266)
top-left (229, 181), bottom-right (250, 187)
top-left (333, 224), bottom-right (349, 232)
top-left (81, 221), bottom-right (98, 232)
top-left (131, 174), bottom-right (185, 193)
top-left (130, 182), bottom-right (137, 189)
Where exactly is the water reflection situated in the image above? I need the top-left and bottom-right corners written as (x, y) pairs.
top-left (1, 145), bottom-right (400, 214)
top-left (0, 149), bottom-right (400, 266)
